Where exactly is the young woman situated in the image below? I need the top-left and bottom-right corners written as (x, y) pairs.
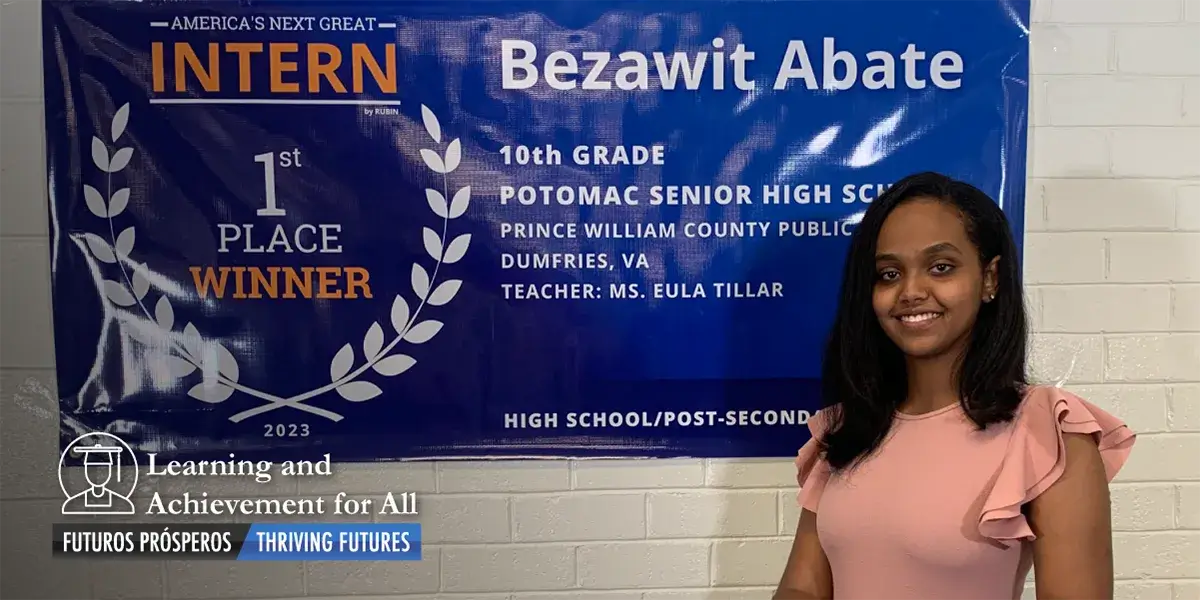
top-left (773, 172), bottom-right (1136, 600)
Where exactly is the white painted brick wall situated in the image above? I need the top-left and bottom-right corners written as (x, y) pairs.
top-left (1, 0), bottom-right (1198, 598)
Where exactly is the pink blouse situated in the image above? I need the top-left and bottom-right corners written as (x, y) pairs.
top-left (795, 385), bottom-right (1136, 600)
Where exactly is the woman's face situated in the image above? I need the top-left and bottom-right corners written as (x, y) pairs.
top-left (871, 198), bottom-right (997, 360)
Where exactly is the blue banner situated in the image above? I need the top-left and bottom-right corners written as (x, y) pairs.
top-left (239, 523), bottom-right (422, 561)
top-left (44, 0), bottom-right (1030, 462)
top-left (52, 522), bottom-right (422, 561)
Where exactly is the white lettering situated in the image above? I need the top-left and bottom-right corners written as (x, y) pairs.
top-left (501, 38), bottom-right (966, 92)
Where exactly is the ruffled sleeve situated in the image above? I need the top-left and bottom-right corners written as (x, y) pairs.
top-left (795, 408), bottom-right (833, 512)
top-left (977, 385), bottom-right (1137, 546)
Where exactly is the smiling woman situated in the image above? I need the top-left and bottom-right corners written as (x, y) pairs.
top-left (773, 172), bottom-right (1136, 600)
top-left (872, 199), bottom-right (996, 362)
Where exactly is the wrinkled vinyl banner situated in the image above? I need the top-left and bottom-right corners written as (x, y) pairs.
top-left (44, 0), bottom-right (1030, 462)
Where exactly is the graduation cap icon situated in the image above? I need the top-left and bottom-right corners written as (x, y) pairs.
top-left (73, 442), bottom-right (125, 483)
top-left (60, 432), bottom-right (139, 516)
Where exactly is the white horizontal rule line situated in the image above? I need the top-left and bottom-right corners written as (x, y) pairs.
top-left (147, 99), bottom-right (402, 106)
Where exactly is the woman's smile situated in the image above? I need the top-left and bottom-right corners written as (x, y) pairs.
top-left (895, 311), bottom-right (944, 330)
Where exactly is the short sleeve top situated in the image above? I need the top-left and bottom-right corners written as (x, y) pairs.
top-left (794, 385), bottom-right (1136, 600)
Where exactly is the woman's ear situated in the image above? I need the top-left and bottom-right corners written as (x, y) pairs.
top-left (982, 256), bottom-right (1000, 302)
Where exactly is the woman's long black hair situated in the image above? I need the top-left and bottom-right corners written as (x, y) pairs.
top-left (818, 171), bottom-right (1029, 472)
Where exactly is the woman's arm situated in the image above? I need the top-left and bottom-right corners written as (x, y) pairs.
top-left (1027, 432), bottom-right (1115, 600)
top-left (773, 508), bottom-right (833, 600)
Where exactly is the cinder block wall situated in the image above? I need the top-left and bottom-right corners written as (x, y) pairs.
top-left (2, 0), bottom-right (1197, 598)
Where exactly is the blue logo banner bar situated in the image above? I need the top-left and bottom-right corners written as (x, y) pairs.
top-left (239, 523), bottom-right (422, 561)
top-left (52, 522), bottom-right (422, 560)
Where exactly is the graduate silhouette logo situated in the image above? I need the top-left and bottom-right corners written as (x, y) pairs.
top-left (59, 432), bottom-right (138, 515)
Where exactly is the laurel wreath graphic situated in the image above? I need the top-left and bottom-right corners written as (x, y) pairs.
top-left (82, 102), bottom-right (470, 423)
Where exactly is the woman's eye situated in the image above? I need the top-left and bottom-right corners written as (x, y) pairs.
top-left (878, 270), bottom-right (900, 281)
top-left (931, 263), bottom-right (955, 274)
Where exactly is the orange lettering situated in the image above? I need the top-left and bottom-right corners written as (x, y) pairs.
top-left (353, 43), bottom-right (396, 93)
top-left (175, 43), bottom-right (219, 93)
top-left (344, 267), bottom-right (372, 299)
top-left (152, 42), bottom-right (165, 92)
top-left (226, 43), bottom-right (264, 92)
top-left (308, 43), bottom-right (346, 93)
top-left (283, 268), bottom-right (313, 299)
top-left (249, 266), bottom-right (279, 298)
top-left (270, 43), bottom-right (300, 93)
top-left (190, 266), bottom-right (229, 299)
top-left (188, 266), bottom-right (371, 299)
top-left (150, 42), bottom-right (397, 96)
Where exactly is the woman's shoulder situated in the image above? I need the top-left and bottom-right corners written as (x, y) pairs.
top-left (1010, 384), bottom-right (1135, 449)
top-left (1003, 384), bottom-right (1138, 472)
top-left (793, 404), bottom-right (844, 512)
top-left (977, 383), bottom-right (1137, 546)
top-left (804, 403), bottom-right (842, 438)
